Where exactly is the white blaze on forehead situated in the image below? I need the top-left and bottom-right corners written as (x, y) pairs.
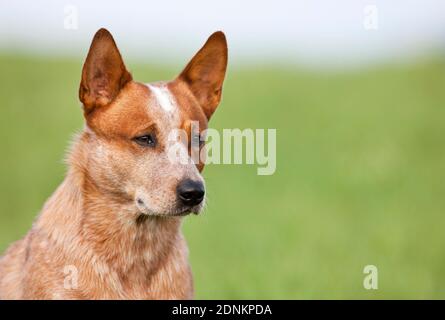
top-left (146, 83), bottom-right (177, 113)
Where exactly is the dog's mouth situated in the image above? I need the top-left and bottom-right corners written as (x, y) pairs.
top-left (135, 197), bottom-right (203, 218)
top-left (162, 204), bottom-right (204, 217)
top-left (170, 207), bottom-right (193, 217)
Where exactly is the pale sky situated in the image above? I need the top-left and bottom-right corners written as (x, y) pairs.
top-left (0, 0), bottom-right (444, 68)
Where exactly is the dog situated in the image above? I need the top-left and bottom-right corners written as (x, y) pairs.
top-left (0, 28), bottom-right (228, 299)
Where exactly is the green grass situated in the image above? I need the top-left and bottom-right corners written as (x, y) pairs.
top-left (1, 53), bottom-right (445, 299)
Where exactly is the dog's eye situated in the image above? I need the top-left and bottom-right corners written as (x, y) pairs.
top-left (192, 133), bottom-right (205, 148)
top-left (199, 135), bottom-right (206, 147)
top-left (134, 134), bottom-right (156, 147)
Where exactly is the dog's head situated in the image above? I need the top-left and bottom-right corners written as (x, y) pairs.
top-left (78, 28), bottom-right (227, 217)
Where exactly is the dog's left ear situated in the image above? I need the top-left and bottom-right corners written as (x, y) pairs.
top-left (178, 31), bottom-right (228, 119)
top-left (79, 28), bottom-right (132, 115)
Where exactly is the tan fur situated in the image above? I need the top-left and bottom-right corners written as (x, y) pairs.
top-left (0, 29), bottom-right (227, 300)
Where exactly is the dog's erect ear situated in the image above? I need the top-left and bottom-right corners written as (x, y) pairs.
top-left (79, 28), bottom-right (132, 114)
top-left (178, 31), bottom-right (228, 119)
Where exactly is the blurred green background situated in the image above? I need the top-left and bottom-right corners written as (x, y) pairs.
top-left (1, 53), bottom-right (445, 298)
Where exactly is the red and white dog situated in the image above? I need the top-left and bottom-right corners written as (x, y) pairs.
top-left (0, 28), bottom-right (228, 299)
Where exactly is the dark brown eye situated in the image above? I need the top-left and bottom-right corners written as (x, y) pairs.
top-left (134, 134), bottom-right (156, 147)
top-left (192, 133), bottom-right (205, 148)
top-left (199, 135), bottom-right (206, 147)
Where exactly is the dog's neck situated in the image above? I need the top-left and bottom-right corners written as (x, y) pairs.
top-left (36, 133), bottom-right (183, 277)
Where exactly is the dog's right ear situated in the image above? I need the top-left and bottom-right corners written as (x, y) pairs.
top-left (79, 28), bottom-right (132, 115)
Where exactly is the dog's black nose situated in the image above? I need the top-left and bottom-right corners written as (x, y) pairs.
top-left (177, 179), bottom-right (205, 206)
